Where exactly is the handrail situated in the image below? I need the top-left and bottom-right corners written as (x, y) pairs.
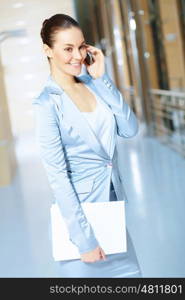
top-left (149, 89), bottom-right (185, 98)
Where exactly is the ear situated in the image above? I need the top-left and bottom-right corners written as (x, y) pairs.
top-left (43, 43), bottom-right (53, 59)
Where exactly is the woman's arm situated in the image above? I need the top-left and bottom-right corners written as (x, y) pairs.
top-left (83, 44), bottom-right (138, 138)
top-left (93, 72), bottom-right (139, 138)
top-left (32, 97), bottom-right (99, 255)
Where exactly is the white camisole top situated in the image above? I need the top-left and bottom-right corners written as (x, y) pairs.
top-left (81, 86), bottom-right (115, 157)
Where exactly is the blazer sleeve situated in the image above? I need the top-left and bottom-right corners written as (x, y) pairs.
top-left (92, 71), bottom-right (139, 138)
top-left (32, 97), bottom-right (99, 254)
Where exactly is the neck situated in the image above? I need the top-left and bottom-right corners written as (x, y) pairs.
top-left (50, 65), bottom-right (80, 90)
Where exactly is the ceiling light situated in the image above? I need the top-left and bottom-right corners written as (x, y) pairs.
top-left (12, 3), bottom-right (24, 8)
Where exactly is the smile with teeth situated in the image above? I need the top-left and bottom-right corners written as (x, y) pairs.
top-left (69, 63), bottom-right (81, 66)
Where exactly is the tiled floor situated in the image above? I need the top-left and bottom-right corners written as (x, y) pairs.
top-left (0, 126), bottom-right (185, 277)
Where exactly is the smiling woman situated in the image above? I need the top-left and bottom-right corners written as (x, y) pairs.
top-left (33, 13), bottom-right (142, 278)
top-left (41, 22), bottom-right (87, 86)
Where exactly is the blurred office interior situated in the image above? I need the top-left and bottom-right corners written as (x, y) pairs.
top-left (0, 0), bottom-right (185, 277)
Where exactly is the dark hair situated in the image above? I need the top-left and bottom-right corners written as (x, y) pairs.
top-left (40, 14), bottom-right (81, 62)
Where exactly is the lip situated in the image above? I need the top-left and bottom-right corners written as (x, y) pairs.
top-left (69, 63), bottom-right (81, 68)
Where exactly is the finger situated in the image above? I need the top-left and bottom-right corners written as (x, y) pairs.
top-left (85, 45), bottom-right (101, 54)
top-left (86, 44), bottom-right (99, 50)
top-left (100, 249), bottom-right (106, 260)
top-left (85, 44), bottom-right (95, 49)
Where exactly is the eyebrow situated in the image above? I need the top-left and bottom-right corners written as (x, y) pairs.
top-left (64, 41), bottom-right (86, 46)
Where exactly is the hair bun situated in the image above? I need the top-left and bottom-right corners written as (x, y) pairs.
top-left (43, 19), bottom-right (49, 26)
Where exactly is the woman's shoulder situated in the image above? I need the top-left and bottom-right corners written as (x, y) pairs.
top-left (32, 86), bottom-right (52, 106)
top-left (32, 74), bottom-right (60, 106)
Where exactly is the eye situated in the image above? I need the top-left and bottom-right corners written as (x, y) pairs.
top-left (64, 47), bottom-right (73, 52)
top-left (64, 45), bottom-right (86, 52)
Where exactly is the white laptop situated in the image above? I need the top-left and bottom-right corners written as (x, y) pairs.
top-left (50, 200), bottom-right (127, 261)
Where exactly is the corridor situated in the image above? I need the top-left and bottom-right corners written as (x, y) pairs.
top-left (0, 126), bottom-right (184, 277)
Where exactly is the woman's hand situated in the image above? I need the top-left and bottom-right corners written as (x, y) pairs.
top-left (80, 246), bottom-right (106, 263)
top-left (83, 44), bottom-right (105, 79)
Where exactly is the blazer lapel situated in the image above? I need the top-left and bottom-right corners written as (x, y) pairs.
top-left (45, 74), bottom-right (111, 160)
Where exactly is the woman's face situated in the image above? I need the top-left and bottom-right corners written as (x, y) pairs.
top-left (43, 27), bottom-right (87, 76)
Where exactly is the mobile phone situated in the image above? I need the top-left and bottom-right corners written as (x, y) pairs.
top-left (85, 51), bottom-right (94, 65)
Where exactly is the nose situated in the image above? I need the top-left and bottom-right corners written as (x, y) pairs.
top-left (73, 49), bottom-right (83, 60)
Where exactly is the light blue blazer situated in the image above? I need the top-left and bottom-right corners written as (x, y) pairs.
top-left (32, 70), bottom-right (139, 255)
